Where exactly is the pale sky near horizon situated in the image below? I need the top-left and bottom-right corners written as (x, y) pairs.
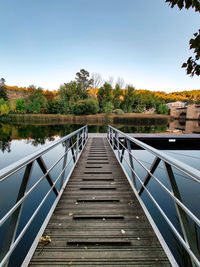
top-left (0, 0), bottom-right (199, 92)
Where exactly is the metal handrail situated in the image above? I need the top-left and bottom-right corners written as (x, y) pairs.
top-left (0, 125), bottom-right (87, 182)
top-left (107, 125), bottom-right (200, 267)
top-left (0, 125), bottom-right (88, 267)
top-left (109, 127), bottom-right (200, 184)
top-left (114, 135), bottom-right (200, 227)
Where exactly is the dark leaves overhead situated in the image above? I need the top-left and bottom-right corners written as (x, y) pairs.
top-left (165, 0), bottom-right (200, 12)
top-left (166, 0), bottom-right (200, 76)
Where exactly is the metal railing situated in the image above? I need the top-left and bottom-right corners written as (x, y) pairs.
top-left (107, 125), bottom-right (200, 267)
top-left (0, 125), bottom-right (88, 267)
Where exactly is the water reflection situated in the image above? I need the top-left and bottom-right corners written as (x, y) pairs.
top-left (0, 122), bottom-right (168, 153)
top-left (0, 124), bottom-right (11, 153)
top-left (169, 119), bottom-right (200, 134)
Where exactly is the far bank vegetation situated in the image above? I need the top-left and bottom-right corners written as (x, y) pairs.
top-left (2, 68), bottom-right (195, 118)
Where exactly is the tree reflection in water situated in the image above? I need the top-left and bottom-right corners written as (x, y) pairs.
top-left (0, 122), bottom-right (168, 153)
top-left (0, 124), bottom-right (12, 153)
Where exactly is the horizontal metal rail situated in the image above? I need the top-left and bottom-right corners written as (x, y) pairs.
top-left (107, 125), bottom-right (200, 267)
top-left (114, 136), bottom-right (200, 227)
top-left (0, 125), bottom-right (88, 267)
top-left (0, 126), bottom-right (87, 183)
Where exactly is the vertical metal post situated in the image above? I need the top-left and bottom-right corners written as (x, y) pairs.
top-left (2, 162), bottom-right (34, 266)
top-left (86, 126), bottom-right (88, 140)
top-left (60, 139), bottom-right (69, 190)
top-left (76, 132), bottom-right (80, 160)
top-left (85, 128), bottom-right (87, 144)
top-left (82, 128), bottom-right (86, 146)
top-left (120, 138), bottom-right (126, 163)
top-left (81, 129), bottom-right (84, 150)
top-left (107, 127), bottom-right (110, 141)
top-left (70, 138), bottom-right (76, 163)
top-left (138, 157), bottom-right (161, 196)
top-left (126, 138), bottom-right (136, 188)
top-left (79, 131), bottom-right (82, 151)
top-left (164, 162), bottom-right (200, 266)
top-left (85, 126), bottom-right (88, 142)
top-left (111, 129), bottom-right (114, 148)
top-left (109, 128), bottom-right (112, 146)
top-left (115, 132), bottom-right (120, 160)
top-left (37, 157), bottom-right (59, 196)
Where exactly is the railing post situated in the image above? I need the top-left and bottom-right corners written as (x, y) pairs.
top-left (86, 126), bottom-right (88, 141)
top-left (81, 129), bottom-right (84, 149)
top-left (115, 132), bottom-right (120, 160)
top-left (70, 138), bottom-right (76, 163)
top-left (83, 127), bottom-right (86, 145)
top-left (111, 129), bottom-right (114, 148)
top-left (76, 132), bottom-right (80, 160)
top-left (107, 127), bottom-right (110, 141)
top-left (126, 138), bottom-right (136, 188)
top-left (120, 138), bottom-right (125, 163)
top-left (37, 157), bottom-right (59, 196)
top-left (60, 139), bottom-right (69, 190)
top-left (138, 157), bottom-right (161, 196)
top-left (83, 126), bottom-right (88, 146)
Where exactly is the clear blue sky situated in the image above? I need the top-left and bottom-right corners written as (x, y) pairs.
top-left (0, 0), bottom-right (199, 92)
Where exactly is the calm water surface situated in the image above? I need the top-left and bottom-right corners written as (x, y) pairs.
top-left (0, 122), bottom-right (199, 266)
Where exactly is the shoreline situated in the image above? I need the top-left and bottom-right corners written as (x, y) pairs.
top-left (0, 113), bottom-right (170, 125)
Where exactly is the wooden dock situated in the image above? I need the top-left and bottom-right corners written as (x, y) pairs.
top-left (29, 137), bottom-right (171, 266)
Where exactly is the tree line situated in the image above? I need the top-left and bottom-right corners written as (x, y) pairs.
top-left (0, 70), bottom-right (170, 116)
top-left (1, 67), bottom-right (200, 117)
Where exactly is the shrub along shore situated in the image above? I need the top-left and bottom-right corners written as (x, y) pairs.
top-left (1, 113), bottom-right (170, 125)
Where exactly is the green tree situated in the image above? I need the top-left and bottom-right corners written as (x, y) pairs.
top-left (59, 81), bottom-right (89, 102)
top-left (155, 103), bottom-right (169, 114)
top-left (28, 100), bottom-right (41, 114)
top-left (9, 101), bottom-right (17, 113)
top-left (97, 82), bottom-right (113, 112)
top-left (133, 91), bottom-right (159, 111)
top-left (48, 99), bottom-right (69, 114)
top-left (15, 98), bottom-right (27, 113)
top-left (0, 87), bottom-right (8, 101)
top-left (113, 108), bottom-right (124, 115)
top-left (0, 99), bottom-right (10, 115)
top-left (104, 102), bottom-right (114, 114)
top-left (121, 86), bottom-right (136, 112)
top-left (72, 98), bottom-right (99, 115)
top-left (113, 84), bottom-right (123, 109)
top-left (75, 69), bottom-right (93, 91)
top-left (166, 0), bottom-right (200, 76)
top-left (27, 88), bottom-right (48, 113)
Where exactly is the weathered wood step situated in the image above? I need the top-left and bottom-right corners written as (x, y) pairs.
top-left (54, 208), bottom-right (144, 215)
top-left (43, 229), bottom-right (156, 237)
top-left (85, 162), bottom-right (109, 164)
top-left (33, 247), bottom-right (168, 259)
top-left (33, 237), bottom-right (160, 248)
top-left (56, 199), bottom-right (137, 204)
top-left (81, 178), bottom-right (115, 181)
top-left (72, 215), bottom-right (124, 220)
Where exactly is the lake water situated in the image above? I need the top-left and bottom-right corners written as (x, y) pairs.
top-left (0, 121), bottom-right (199, 266)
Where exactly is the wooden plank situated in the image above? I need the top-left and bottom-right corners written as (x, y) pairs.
top-left (29, 137), bottom-right (171, 266)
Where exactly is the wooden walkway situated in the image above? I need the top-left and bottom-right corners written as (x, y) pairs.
top-left (29, 137), bottom-right (171, 266)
